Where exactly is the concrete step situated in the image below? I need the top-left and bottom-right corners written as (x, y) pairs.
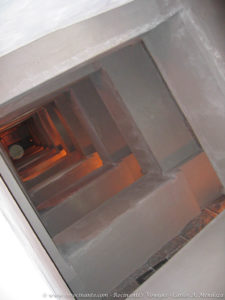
top-left (40, 154), bottom-right (143, 236)
top-left (30, 152), bottom-right (104, 208)
top-left (25, 150), bottom-right (85, 191)
top-left (19, 148), bottom-right (66, 182)
top-left (16, 146), bottom-right (50, 170)
top-left (53, 171), bottom-right (200, 295)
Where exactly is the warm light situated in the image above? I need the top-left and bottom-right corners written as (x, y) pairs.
top-left (21, 149), bottom-right (67, 182)
top-left (37, 152), bottom-right (103, 210)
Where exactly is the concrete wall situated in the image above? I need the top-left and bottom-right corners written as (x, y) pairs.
top-left (72, 77), bottom-right (128, 159)
top-left (183, 0), bottom-right (225, 82)
top-left (180, 153), bottom-right (222, 208)
top-left (0, 0), bottom-right (133, 57)
top-left (0, 0), bottom-right (225, 297)
top-left (143, 6), bottom-right (225, 186)
top-left (0, 177), bottom-right (72, 300)
top-left (99, 43), bottom-right (200, 171)
top-left (0, 0), bottom-right (182, 113)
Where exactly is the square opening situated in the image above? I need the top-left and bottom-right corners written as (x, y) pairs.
top-left (0, 71), bottom-right (146, 236)
top-left (2, 39), bottom-right (222, 296)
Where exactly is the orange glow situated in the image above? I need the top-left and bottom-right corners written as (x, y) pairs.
top-left (37, 152), bottom-right (103, 210)
top-left (36, 153), bottom-right (143, 212)
top-left (21, 149), bottom-right (67, 182)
